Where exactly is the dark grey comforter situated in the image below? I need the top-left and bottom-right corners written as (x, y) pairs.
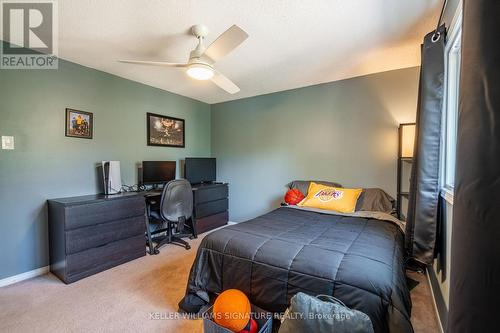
top-left (179, 207), bottom-right (413, 333)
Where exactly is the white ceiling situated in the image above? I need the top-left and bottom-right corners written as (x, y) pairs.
top-left (58, 0), bottom-right (440, 104)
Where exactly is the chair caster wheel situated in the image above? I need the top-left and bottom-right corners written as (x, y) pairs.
top-left (153, 249), bottom-right (160, 255)
top-left (186, 245), bottom-right (191, 250)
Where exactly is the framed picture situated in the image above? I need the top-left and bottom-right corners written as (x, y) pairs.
top-left (147, 112), bottom-right (185, 148)
top-left (65, 108), bottom-right (93, 139)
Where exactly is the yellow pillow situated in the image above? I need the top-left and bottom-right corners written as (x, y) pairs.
top-left (297, 182), bottom-right (362, 213)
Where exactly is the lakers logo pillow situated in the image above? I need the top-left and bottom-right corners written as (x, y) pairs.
top-left (297, 182), bottom-right (362, 213)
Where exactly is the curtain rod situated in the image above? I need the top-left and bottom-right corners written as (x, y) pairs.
top-left (432, 0), bottom-right (447, 42)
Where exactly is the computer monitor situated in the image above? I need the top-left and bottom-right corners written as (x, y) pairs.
top-left (142, 161), bottom-right (176, 185)
top-left (184, 158), bottom-right (216, 185)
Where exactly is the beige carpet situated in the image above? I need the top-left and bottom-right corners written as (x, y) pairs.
top-left (0, 233), bottom-right (440, 333)
top-left (406, 270), bottom-right (441, 333)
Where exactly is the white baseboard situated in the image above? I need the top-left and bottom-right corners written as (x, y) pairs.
top-left (0, 266), bottom-right (49, 288)
top-left (426, 268), bottom-right (445, 333)
top-left (228, 221), bottom-right (237, 225)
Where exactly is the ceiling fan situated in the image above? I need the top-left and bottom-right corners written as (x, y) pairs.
top-left (119, 24), bottom-right (248, 94)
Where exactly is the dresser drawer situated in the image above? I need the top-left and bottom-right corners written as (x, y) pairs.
top-left (194, 198), bottom-right (228, 219)
top-left (66, 234), bottom-right (145, 279)
top-left (64, 197), bottom-right (145, 230)
top-left (196, 211), bottom-right (229, 234)
top-left (65, 216), bottom-right (145, 254)
top-left (194, 185), bottom-right (228, 204)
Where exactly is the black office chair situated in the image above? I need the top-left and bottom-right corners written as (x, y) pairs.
top-left (145, 179), bottom-right (196, 254)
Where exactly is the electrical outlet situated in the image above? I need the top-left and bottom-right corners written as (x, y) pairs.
top-left (2, 136), bottom-right (15, 150)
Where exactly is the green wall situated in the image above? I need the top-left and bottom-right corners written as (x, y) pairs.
top-left (0, 53), bottom-right (211, 279)
top-left (211, 67), bottom-right (420, 222)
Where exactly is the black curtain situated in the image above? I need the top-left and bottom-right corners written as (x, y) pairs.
top-left (448, 1), bottom-right (500, 332)
top-left (405, 25), bottom-right (446, 265)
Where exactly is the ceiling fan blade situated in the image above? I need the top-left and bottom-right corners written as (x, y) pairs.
top-left (203, 25), bottom-right (249, 63)
top-left (211, 71), bottom-right (240, 94)
top-left (118, 60), bottom-right (187, 68)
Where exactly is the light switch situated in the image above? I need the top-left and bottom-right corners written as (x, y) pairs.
top-left (2, 136), bottom-right (15, 150)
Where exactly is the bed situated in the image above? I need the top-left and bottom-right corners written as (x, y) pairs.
top-left (179, 203), bottom-right (413, 333)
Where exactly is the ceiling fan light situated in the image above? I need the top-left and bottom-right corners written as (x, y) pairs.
top-left (186, 63), bottom-right (214, 80)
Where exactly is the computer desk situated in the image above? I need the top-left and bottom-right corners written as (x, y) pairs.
top-left (117, 183), bottom-right (229, 241)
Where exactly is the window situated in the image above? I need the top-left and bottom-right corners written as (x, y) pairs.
top-left (441, 9), bottom-right (462, 195)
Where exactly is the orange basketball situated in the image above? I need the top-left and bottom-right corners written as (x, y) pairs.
top-left (284, 188), bottom-right (305, 205)
top-left (213, 289), bottom-right (251, 332)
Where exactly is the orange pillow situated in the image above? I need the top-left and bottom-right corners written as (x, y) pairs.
top-left (297, 182), bottom-right (362, 213)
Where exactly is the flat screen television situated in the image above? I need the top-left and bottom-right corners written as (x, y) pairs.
top-left (185, 158), bottom-right (216, 185)
top-left (142, 161), bottom-right (176, 185)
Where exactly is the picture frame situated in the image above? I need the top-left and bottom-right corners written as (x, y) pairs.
top-left (65, 108), bottom-right (93, 139)
top-left (147, 112), bottom-right (185, 148)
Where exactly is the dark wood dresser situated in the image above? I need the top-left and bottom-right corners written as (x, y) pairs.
top-left (48, 193), bottom-right (146, 284)
top-left (192, 183), bottom-right (229, 233)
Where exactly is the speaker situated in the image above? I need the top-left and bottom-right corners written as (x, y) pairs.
top-left (102, 161), bottom-right (122, 195)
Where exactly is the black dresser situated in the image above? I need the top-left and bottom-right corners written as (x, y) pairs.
top-left (48, 193), bottom-right (146, 284)
top-left (192, 183), bottom-right (229, 234)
